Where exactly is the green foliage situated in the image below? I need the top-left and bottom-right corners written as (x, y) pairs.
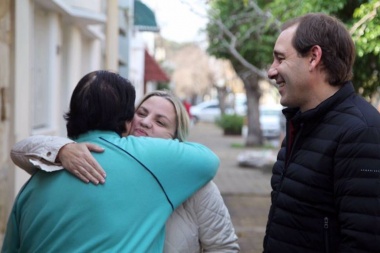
top-left (354, 50), bottom-right (380, 98)
top-left (346, 0), bottom-right (380, 98)
top-left (267, 0), bottom-right (345, 22)
top-left (157, 82), bottom-right (170, 90)
top-left (353, 1), bottom-right (380, 56)
top-left (215, 114), bottom-right (244, 135)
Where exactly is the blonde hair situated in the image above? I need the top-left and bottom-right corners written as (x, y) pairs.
top-left (135, 90), bottom-right (190, 141)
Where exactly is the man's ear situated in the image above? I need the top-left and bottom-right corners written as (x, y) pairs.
top-left (309, 45), bottom-right (322, 71)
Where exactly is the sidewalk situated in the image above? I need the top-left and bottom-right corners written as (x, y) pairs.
top-left (188, 122), bottom-right (275, 253)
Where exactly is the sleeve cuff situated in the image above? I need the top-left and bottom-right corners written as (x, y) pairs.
top-left (29, 159), bottom-right (65, 172)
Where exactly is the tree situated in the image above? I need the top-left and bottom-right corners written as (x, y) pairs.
top-left (207, 0), bottom-right (280, 146)
top-left (350, 0), bottom-right (380, 100)
top-left (162, 42), bottom-right (214, 103)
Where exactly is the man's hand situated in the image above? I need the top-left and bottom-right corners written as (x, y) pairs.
top-left (57, 143), bottom-right (106, 184)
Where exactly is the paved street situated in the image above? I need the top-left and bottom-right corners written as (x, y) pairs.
top-left (188, 122), bottom-right (276, 253)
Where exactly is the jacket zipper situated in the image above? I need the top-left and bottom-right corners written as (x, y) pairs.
top-left (324, 217), bottom-right (330, 253)
top-left (264, 122), bottom-right (303, 252)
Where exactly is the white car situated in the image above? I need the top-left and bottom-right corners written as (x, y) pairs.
top-left (229, 96), bottom-right (284, 138)
top-left (190, 100), bottom-right (234, 123)
top-left (191, 99), bottom-right (285, 138)
top-left (241, 104), bottom-right (284, 139)
top-left (259, 104), bottom-right (285, 138)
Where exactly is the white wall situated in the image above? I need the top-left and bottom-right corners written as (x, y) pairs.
top-left (129, 32), bottom-right (146, 102)
top-left (12, 0), bottom-right (107, 197)
top-left (14, 0), bottom-right (34, 193)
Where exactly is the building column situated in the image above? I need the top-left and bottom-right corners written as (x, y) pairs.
top-left (106, 0), bottom-right (118, 72)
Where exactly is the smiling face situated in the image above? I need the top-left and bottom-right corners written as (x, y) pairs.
top-left (267, 25), bottom-right (313, 111)
top-left (130, 96), bottom-right (177, 139)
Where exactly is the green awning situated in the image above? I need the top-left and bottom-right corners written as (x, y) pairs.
top-left (134, 0), bottom-right (159, 32)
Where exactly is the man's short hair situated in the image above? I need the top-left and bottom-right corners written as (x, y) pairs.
top-left (64, 70), bottom-right (136, 139)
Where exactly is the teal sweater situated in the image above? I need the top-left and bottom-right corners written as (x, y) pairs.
top-left (2, 131), bottom-right (219, 253)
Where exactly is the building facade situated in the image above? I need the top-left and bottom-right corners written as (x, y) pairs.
top-left (0, 0), bottom-right (162, 242)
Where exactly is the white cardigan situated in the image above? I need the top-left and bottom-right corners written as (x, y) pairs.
top-left (10, 135), bottom-right (240, 253)
top-left (165, 181), bottom-right (239, 252)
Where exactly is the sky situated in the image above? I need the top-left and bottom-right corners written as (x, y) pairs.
top-left (141, 0), bottom-right (208, 43)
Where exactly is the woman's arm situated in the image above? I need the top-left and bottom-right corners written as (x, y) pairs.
top-left (11, 135), bottom-right (74, 174)
top-left (10, 135), bottom-right (106, 184)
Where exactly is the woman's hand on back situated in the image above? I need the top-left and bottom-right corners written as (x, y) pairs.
top-left (57, 143), bottom-right (106, 184)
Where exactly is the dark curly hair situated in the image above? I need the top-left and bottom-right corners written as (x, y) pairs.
top-left (64, 70), bottom-right (136, 139)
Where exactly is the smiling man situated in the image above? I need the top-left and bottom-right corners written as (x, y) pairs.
top-left (264, 13), bottom-right (380, 253)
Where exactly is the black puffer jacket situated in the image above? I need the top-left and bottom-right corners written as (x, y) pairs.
top-left (263, 82), bottom-right (380, 253)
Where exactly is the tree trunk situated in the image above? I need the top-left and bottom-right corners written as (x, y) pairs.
top-left (215, 85), bottom-right (228, 114)
top-left (239, 71), bottom-right (263, 146)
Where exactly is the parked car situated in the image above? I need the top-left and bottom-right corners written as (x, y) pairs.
top-left (259, 104), bottom-right (285, 138)
top-left (234, 93), bottom-right (248, 115)
top-left (190, 100), bottom-right (234, 123)
top-left (229, 95), bottom-right (284, 138)
top-left (241, 104), bottom-right (284, 139)
top-left (191, 99), bottom-right (284, 138)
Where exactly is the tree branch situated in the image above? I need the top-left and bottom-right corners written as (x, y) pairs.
top-left (350, 1), bottom-right (380, 35)
top-left (214, 19), bottom-right (272, 81)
